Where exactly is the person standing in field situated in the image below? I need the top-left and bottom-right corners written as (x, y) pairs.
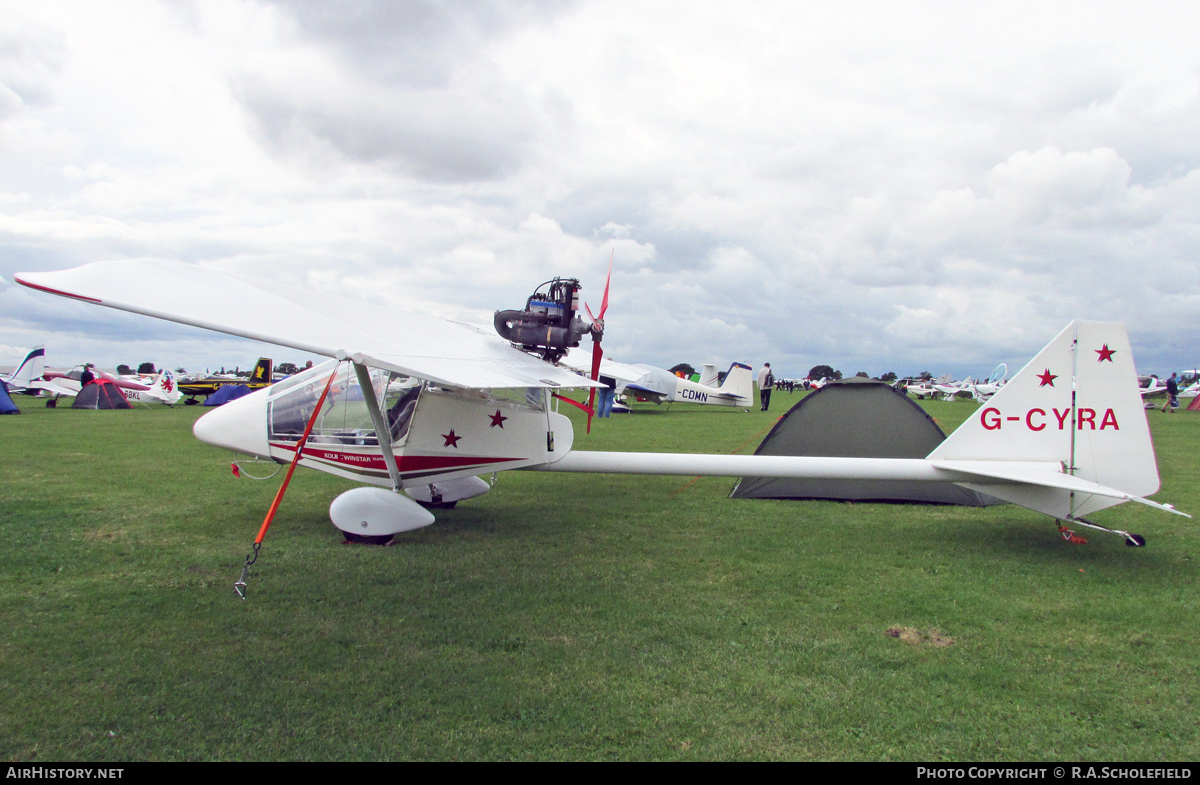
top-left (1162, 373), bottom-right (1179, 413)
top-left (758, 363), bottom-right (774, 411)
top-left (597, 374), bottom-right (616, 418)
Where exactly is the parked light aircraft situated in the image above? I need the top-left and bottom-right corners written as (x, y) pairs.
top-left (16, 260), bottom-right (1187, 549)
top-left (902, 378), bottom-right (938, 399)
top-left (38, 361), bottom-right (181, 406)
top-left (1137, 376), bottom-right (1168, 400)
top-left (563, 347), bottom-right (755, 410)
top-left (122, 370), bottom-right (183, 405)
top-left (178, 358), bottom-right (274, 404)
top-left (970, 364), bottom-right (1009, 402)
top-left (1, 352), bottom-right (107, 404)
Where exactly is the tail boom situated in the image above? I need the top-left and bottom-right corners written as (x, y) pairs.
top-left (538, 321), bottom-right (1184, 542)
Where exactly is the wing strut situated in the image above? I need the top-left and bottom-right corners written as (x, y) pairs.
top-left (352, 361), bottom-right (403, 492)
top-left (235, 361), bottom-right (341, 599)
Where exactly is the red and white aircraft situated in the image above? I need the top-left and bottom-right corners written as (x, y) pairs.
top-left (36, 362), bottom-right (182, 405)
top-left (16, 260), bottom-right (1187, 547)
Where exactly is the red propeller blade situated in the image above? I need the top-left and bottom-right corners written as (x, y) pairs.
top-left (598, 250), bottom-right (612, 320)
top-left (584, 252), bottom-right (613, 434)
top-left (586, 342), bottom-right (604, 433)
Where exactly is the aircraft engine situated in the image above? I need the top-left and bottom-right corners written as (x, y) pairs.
top-left (494, 277), bottom-right (596, 363)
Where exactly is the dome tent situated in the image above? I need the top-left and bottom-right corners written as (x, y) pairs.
top-left (731, 377), bottom-right (1001, 505)
top-left (202, 383), bottom-right (252, 406)
top-left (71, 379), bottom-right (132, 410)
top-left (0, 379), bottom-right (19, 414)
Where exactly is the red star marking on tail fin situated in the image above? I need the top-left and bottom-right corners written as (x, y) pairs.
top-left (442, 430), bottom-right (461, 448)
top-left (1096, 344), bottom-right (1116, 362)
top-left (1037, 369), bottom-right (1057, 387)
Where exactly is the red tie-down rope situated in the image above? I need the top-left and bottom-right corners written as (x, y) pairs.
top-left (235, 363), bottom-right (341, 598)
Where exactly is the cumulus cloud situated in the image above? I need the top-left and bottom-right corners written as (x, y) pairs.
top-left (2, 0), bottom-right (1200, 379)
top-left (232, 1), bottom-right (580, 181)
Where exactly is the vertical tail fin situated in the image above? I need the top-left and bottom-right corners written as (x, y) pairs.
top-left (698, 363), bottom-right (719, 387)
top-left (147, 369), bottom-right (183, 405)
top-left (251, 357), bottom-right (273, 384)
top-left (719, 362), bottom-right (755, 404)
top-left (929, 321), bottom-right (1160, 518)
top-left (8, 346), bottom-right (45, 387)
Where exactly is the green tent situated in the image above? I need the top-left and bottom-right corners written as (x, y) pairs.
top-left (731, 377), bottom-right (1001, 505)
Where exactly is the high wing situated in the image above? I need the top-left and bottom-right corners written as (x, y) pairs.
top-left (16, 260), bottom-right (600, 391)
top-left (560, 347), bottom-right (647, 384)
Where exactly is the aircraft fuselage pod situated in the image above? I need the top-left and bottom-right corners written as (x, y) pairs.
top-left (194, 359), bottom-right (574, 537)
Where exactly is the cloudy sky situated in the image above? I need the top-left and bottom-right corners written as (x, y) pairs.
top-left (2, 0), bottom-right (1198, 379)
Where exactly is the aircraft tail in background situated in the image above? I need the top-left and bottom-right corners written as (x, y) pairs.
top-left (250, 358), bottom-right (273, 384)
top-left (146, 369), bottom-right (183, 405)
top-left (6, 346), bottom-right (45, 388)
top-left (718, 362), bottom-right (754, 403)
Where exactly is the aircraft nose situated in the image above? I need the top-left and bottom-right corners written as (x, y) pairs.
top-left (193, 388), bottom-right (271, 458)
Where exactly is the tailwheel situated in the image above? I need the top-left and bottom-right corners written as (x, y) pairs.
top-left (1060, 517), bottom-right (1147, 547)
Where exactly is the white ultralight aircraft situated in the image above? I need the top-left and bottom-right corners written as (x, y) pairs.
top-left (16, 260), bottom-right (1187, 547)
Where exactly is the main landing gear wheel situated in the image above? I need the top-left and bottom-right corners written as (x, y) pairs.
top-left (342, 532), bottom-right (396, 546)
top-left (415, 500), bottom-right (457, 510)
top-left (329, 487), bottom-right (435, 546)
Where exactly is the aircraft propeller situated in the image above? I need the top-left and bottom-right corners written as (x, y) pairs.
top-left (583, 252), bottom-right (613, 433)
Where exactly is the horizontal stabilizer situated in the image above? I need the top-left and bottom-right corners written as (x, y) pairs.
top-left (931, 459), bottom-right (1190, 517)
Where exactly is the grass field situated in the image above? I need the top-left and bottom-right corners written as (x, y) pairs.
top-left (1, 395), bottom-right (1197, 761)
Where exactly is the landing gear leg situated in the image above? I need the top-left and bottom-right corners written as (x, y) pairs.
top-left (1058, 517), bottom-right (1145, 547)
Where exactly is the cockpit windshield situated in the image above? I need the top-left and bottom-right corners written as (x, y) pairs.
top-left (267, 361), bottom-right (422, 447)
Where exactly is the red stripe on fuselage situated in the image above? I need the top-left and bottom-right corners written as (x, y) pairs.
top-left (270, 442), bottom-right (522, 474)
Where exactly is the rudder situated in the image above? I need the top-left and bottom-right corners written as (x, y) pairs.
top-left (929, 321), bottom-right (1160, 518)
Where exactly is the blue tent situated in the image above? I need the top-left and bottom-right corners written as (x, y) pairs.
top-left (0, 379), bottom-right (18, 414)
top-left (203, 383), bottom-right (252, 406)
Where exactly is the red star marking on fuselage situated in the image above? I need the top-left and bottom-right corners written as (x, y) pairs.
top-left (1037, 369), bottom-right (1057, 387)
top-left (1096, 344), bottom-right (1116, 362)
top-left (442, 430), bottom-right (461, 448)
top-left (489, 410), bottom-right (507, 428)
